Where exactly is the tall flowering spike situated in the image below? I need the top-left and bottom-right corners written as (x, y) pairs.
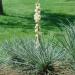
top-left (34, 0), bottom-right (41, 49)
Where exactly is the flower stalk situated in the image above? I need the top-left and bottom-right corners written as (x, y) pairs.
top-left (34, 0), bottom-right (41, 49)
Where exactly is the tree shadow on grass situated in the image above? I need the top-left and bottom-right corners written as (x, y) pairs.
top-left (41, 11), bottom-right (75, 31)
top-left (0, 11), bottom-right (75, 31)
top-left (0, 14), bottom-right (34, 30)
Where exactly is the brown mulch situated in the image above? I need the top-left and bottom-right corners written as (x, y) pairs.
top-left (0, 65), bottom-right (75, 75)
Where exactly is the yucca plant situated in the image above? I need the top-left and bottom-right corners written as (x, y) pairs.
top-left (0, 0), bottom-right (74, 74)
top-left (0, 47), bottom-right (10, 66)
top-left (57, 19), bottom-right (75, 70)
top-left (1, 37), bottom-right (73, 75)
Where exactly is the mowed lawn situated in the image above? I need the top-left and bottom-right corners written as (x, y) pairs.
top-left (0, 0), bottom-right (75, 44)
top-left (3, 0), bottom-right (75, 15)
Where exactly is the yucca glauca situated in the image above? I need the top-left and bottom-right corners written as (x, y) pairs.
top-left (34, 0), bottom-right (41, 49)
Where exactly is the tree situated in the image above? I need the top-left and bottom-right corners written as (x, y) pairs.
top-left (0, 0), bottom-right (3, 15)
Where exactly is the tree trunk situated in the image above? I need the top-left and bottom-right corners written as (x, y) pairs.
top-left (0, 0), bottom-right (3, 15)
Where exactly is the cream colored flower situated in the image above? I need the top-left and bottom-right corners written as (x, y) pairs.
top-left (34, 14), bottom-right (41, 23)
top-left (34, 0), bottom-right (41, 49)
top-left (35, 28), bottom-right (38, 33)
top-left (35, 24), bottom-right (39, 29)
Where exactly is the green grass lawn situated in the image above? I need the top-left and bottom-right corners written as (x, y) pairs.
top-left (0, 0), bottom-right (75, 43)
top-left (3, 0), bottom-right (75, 15)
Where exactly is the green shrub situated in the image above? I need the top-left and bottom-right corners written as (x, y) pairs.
top-left (1, 37), bottom-right (74, 75)
top-left (57, 19), bottom-right (75, 70)
top-left (0, 47), bottom-right (10, 65)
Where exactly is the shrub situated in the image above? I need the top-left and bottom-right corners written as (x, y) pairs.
top-left (57, 19), bottom-right (75, 70)
top-left (0, 47), bottom-right (10, 65)
top-left (1, 37), bottom-right (74, 75)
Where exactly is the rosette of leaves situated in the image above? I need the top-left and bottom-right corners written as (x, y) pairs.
top-left (57, 19), bottom-right (75, 71)
top-left (1, 37), bottom-right (72, 75)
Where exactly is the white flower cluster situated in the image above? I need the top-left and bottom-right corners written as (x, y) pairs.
top-left (34, 1), bottom-right (41, 49)
top-left (34, 3), bottom-right (41, 23)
